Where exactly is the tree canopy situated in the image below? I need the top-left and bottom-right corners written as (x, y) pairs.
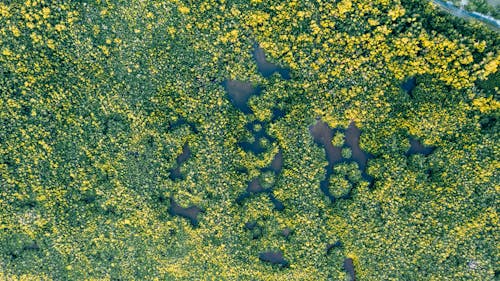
top-left (1, 0), bottom-right (498, 280)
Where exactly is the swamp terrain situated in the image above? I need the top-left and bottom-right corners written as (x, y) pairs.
top-left (0, 0), bottom-right (499, 280)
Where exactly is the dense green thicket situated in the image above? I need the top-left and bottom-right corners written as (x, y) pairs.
top-left (1, 0), bottom-right (499, 280)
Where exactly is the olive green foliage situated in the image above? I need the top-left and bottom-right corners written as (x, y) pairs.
top-left (0, 0), bottom-right (499, 280)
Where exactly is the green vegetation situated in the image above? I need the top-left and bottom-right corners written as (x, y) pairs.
top-left (1, 0), bottom-right (499, 280)
top-left (449, 0), bottom-right (500, 18)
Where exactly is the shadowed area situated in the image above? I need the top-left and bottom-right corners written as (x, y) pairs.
top-left (259, 251), bottom-right (289, 267)
top-left (168, 197), bottom-right (202, 226)
top-left (272, 108), bottom-right (286, 121)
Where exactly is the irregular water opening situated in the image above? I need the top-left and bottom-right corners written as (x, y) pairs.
top-left (281, 227), bottom-right (292, 238)
top-left (259, 251), bottom-right (289, 267)
top-left (247, 178), bottom-right (264, 193)
top-left (224, 58), bottom-right (287, 218)
top-left (344, 123), bottom-right (369, 171)
top-left (167, 117), bottom-right (199, 135)
top-left (269, 149), bottom-right (283, 174)
top-left (310, 120), bottom-right (343, 202)
top-left (343, 258), bottom-right (356, 281)
top-left (22, 242), bottom-right (40, 252)
top-left (310, 120), bottom-right (375, 203)
top-left (310, 119), bottom-right (343, 165)
top-left (236, 150), bottom-right (285, 211)
top-left (239, 121), bottom-right (277, 155)
top-left (326, 241), bottom-right (343, 255)
top-left (344, 122), bottom-right (375, 184)
top-left (401, 76), bottom-right (417, 97)
top-left (223, 80), bottom-right (261, 114)
top-left (239, 140), bottom-right (267, 155)
top-left (169, 143), bottom-right (191, 181)
top-left (176, 143), bottom-right (191, 163)
top-left (168, 197), bottom-right (202, 226)
top-left (268, 192), bottom-right (285, 211)
top-left (245, 221), bottom-right (257, 230)
top-left (244, 221), bottom-right (263, 239)
top-left (406, 137), bottom-right (435, 156)
top-left (253, 43), bottom-right (291, 80)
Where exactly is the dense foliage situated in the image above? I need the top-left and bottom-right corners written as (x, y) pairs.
top-left (1, 0), bottom-right (498, 280)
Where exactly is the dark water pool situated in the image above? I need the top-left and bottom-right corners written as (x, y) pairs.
top-left (401, 76), bottom-right (417, 97)
top-left (310, 120), bottom-right (374, 202)
top-left (343, 257), bottom-right (356, 281)
top-left (253, 43), bottom-right (291, 80)
top-left (406, 137), bottom-right (435, 156)
top-left (259, 251), bottom-right (289, 267)
top-left (169, 143), bottom-right (191, 181)
top-left (223, 80), bottom-right (261, 114)
top-left (168, 197), bottom-right (202, 226)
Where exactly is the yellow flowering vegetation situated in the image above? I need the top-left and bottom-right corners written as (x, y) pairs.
top-left (0, 0), bottom-right (498, 280)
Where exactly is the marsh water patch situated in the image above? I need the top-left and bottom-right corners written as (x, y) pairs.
top-left (253, 43), bottom-right (291, 80)
top-left (236, 150), bottom-right (285, 211)
top-left (281, 227), bottom-right (292, 238)
top-left (343, 258), bottom-right (356, 281)
top-left (168, 197), bottom-right (202, 226)
top-left (247, 178), bottom-right (265, 193)
top-left (268, 149), bottom-right (283, 174)
top-left (169, 143), bottom-right (191, 181)
top-left (310, 120), bottom-right (374, 203)
top-left (223, 80), bottom-right (261, 114)
top-left (224, 42), bottom-right (293, 267)
top-left (344, 123), bottom-right (369, 171)
top-left (344, 123), bottom-right (375, 184)
top-left (238, 121), bottom-right (277, 155)
top-left (401, 76), bottom-right (417, 97)
top-left (406, 137), bottom-right (435, 156)
top-left (310, 120), bottom-right (342, 202)
top-left (310, 119), bottom-right (343, 165)
top-left (268, 192), bottom-right (285, 211)
top-left (326, 241), bottom-right (343, 254)
top-left (168, 118), bottom-right (199, 134)
top-left (244, 221), bottom-right (263, 240)
top-left (259, 251), bottom-right (289, 267)
top-left (222, 61), bottom-right (286, 210)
